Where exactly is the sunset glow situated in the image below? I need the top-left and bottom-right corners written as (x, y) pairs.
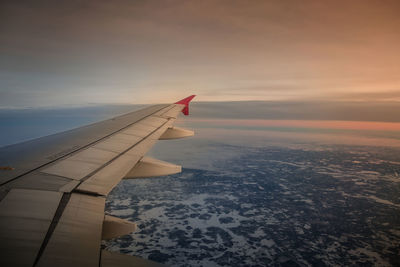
top-left (1, 0), bottom-right (399, 107)
top-left (189, 119), bottom-right (400, 132)
top-left (1, 2), bottom-right (400, 266)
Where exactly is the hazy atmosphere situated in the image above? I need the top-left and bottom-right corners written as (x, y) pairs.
top-left (1, 0), bottom-right (400, 107)
top-left (1, 1), bottom-right (400, 266)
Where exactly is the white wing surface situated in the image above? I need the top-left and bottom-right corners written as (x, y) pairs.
top-left (0, 95), bottom-right (196, 267)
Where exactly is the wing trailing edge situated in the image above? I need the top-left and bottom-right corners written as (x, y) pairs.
top-left (0, 96), bottom-right (197, 266)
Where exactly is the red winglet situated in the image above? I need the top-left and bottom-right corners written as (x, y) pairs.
top-left (175, 95), bottom-right (196, 115)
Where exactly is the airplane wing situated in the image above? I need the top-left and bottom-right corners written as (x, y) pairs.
top-left (0, 95), bottom-right (196, 267)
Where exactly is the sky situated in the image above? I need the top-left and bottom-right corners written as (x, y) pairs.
top-left (1, 0), bottom-right (399, 107)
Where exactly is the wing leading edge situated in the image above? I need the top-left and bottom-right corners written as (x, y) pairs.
top-left (0, 95), bottom-right (195, 267)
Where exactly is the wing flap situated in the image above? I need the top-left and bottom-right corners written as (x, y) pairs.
top-left (37, 193), bottom-right (105, 267)
top-left (0, 189), bottom-right (62, 266)
top-left (76, 120), bottom-right (174, 196)
top-left (38, 117), bottom-right (160, 181)
top-left (76, 152), bottom-right (142, 196)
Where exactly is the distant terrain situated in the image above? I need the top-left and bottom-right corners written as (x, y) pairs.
top-left (2, 100), bottom-right (400, 147)
top-left (1, 101), bottom-right (400, 266)
top-left (106, 144), bottom-right (400, 266)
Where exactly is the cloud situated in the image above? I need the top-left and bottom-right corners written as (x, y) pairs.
top-left (190, 100), bottom-right (400, 122)
top-left (0, 0), bottom-right (399, 106)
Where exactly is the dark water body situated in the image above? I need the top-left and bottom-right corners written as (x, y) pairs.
top-left (1, 104), bottom-right (400, 266)
top-left (106, 145), bottom-right (400, 266)
top-left (3, 102), bottom-right (400, 148)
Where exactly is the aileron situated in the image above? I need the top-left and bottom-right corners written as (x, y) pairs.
top-left (0, 95), bottom-right (196, 266)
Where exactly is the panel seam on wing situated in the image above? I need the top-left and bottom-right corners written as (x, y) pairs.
top-left (73, 118), bottom-right (173, 192)
top-left (0, 105), bottom-right (170, 187)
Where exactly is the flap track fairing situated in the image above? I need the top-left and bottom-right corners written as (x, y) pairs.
top-left (123, 157), bottom-right (181, 179)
